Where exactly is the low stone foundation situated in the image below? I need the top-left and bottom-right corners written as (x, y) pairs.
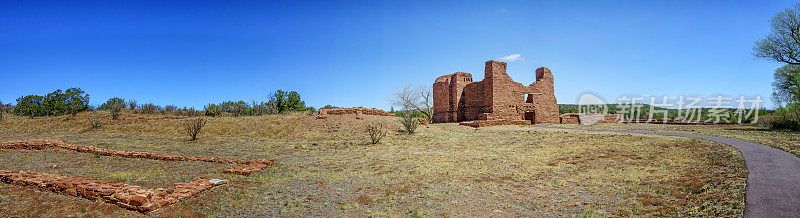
top-left (459, 119), bottom-right (531, 127)
top-left (0, 139), bottom-right (274, 175)
top-left (316, 107), bottom-right (394, 119)
top-left (559, 114), bottom-right (580, 124)
top-left (622, 119), bottom-right (737, 125)
top-left (559, 113), bottom-right (622, 124)
top-left (0, 170), bottom-right (225, 213)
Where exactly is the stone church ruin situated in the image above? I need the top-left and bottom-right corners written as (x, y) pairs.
top-left (433, 60), bottom-right (560, 127)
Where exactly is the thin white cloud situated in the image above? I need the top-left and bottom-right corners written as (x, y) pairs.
top-left (499, 54), bottom-right (524, 62)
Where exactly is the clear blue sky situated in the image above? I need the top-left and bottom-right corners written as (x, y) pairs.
top-left (0, 0), bottom-right (792, 109)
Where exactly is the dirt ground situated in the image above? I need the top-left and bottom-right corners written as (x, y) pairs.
top-left (0, 112), bottom-right (748, 216)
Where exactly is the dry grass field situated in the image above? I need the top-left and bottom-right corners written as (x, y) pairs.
top-left (0, 112), bottom-right (748, 216)
top-left (549, 123), bottom-right (800, 158)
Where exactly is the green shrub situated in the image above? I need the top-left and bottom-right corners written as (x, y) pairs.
top-left (88, 112), bottom-right (102, 129)
top-left (268, 90), bottom-right (312, 113)
top-left (140, 103), bottom-right (159, 114)
top-left (321, 105), bottom-right (338, 110)
top-left (758, 104), bottom-right (800, 131)
top-left (204, 104), bottom-right (222, 117)
top-left (14, 95), bottom-right (44, 118)
top-left (221, 100), bottom-right (250, 116)
top-left (14, 88), bottom-right (89, 118)
top-left (109, 101), bottom-right (124, 120)
top-left (99, 97), bottom-right (125, 111)
top-left (165, 105), bottom-right (177, 112)
top-left (399, 111), bottom-right (419, 134)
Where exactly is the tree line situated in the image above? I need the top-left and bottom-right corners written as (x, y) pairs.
top-left (754, 3), bottom-right (800, 130)
top-left (5, 88), bottom-right (314, 118)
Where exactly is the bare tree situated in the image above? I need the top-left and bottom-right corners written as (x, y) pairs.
top-left (128, 99), bottom-right (137, 110)
top-left (184, 117), bottom-right (207, 141)
top-left (365, 122), bottom-right (388, 144)
top-left (391, 84), bottom-right (432, 123)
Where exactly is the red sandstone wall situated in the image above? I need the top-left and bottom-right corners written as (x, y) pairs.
top-left (528, 67), bottom-right (559, 124)
top-left (450, 72), bottom-right (472, 122)
top-left (317, 107), bottom-right (394, 119)
top-left (433, 72), bottom-right (474, 123)
top-left (433, 75), bottom-right (452, 123)
top-left (0, 139), bottom-right (273, 175)
top-left (431, 60), bottom-right (560, 126)
top-left (600, 114), bottom-right (622, 123)
top-left (560, 113), bottom-right (580, 124)
top-left (484, 61), bottom-right (520, 119)
top-left (0, 170), bottom-right (225, 213)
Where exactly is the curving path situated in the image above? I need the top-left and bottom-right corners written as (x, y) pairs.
top-left (533, 125), bottom-right (800, 217)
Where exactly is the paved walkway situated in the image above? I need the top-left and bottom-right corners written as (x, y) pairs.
top-left (534, 125), bottom-right (800, 217)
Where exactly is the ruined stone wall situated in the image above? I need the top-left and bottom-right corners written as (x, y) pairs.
top-left (460, 81), bottom-right (485, 121)
top-left (560, 113), bottom-right (580, 124)
top-left (320, 107), bottom-right (393, 116)
top-left (432, 72), bottom-right (474, 123)
top-left (432, 75), bottom-right (452, 122)
top-left (0, 139), bottom-right (273, 175)
top-left (527, 67), bottom-right (560, 124)
top-left (0, 170), bottom-right (225, 213)
top-left (600, 114), bottom-right (622, 123)
top-left (317, 107), bottom-right (394, 119)
top-left (449, 72), bottom-right (472, 121)
top-left (432, 60), bottom-right (560, 126)
top-left (482, 61), bottom-right (533, 120)
top-left (558, 113), bottom-right (622, 125)
top-left (0, 139), bottom-right (280, 213)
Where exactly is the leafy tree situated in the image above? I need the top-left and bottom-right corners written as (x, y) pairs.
top-left (99, 97), bottom-right (125, 110)
top-left (38, 88), bottom-right (90, 116)
top-left (15, 95), bottom-right (45, 118)
top-left (321, 105), bottom-right (338, 110)
top-left (754, 3), bottom-right (800, 65)
top-left (772, 65), bottom-right (800, 105)
top-left (63, 88), bottom-right (90, 116)
top-left (220, 100), bottom-right (250, 116)
top-left (285, 91), bottom-right (307, 111)
top-left (268, 90), bottom-right (309, 113)
top-left (204, 103), bottom-right (222, 117)
top-left (13, 88), bottom-right (89, 118)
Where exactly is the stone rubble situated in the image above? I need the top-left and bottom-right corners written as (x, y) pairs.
top-left (0, 139), bottom-right (274, 175)
top-left (622, 119), bottom-right (737, 125)
top-left (559, 113), bottom-right (621, 124)
top-left (0, 169), bottom-right (225, 213)
top-left (316, 107), bottom-right (395, 119)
